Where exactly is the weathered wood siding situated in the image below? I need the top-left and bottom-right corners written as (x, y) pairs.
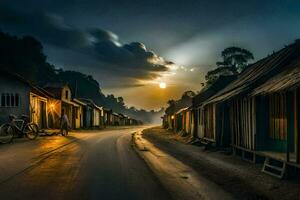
top-left (202, 104), bottom-right (216, 140)
top-left (185, 110), bottom-right (191, 134)
top-left (73, 105), bottom-right (83, 129)
top-left (196, 107), bottom-right (204, 138)
top-left (47, 98), bottom-right (62, 129)
top-left (268, 93), bottom-right (287, 140)
top-left (230, 98), bottom-right (256, 150)
top-left (93, 109), bottom-right (100, 126)
top-left (30, 93), bottom-right (48, 129)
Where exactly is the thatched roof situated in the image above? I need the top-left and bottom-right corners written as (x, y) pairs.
top-left (251, 58), bottom-right (300, 95)
top-left (204, 40), bottom-right (300, 105)
top-left (193, 75), bottom-right (236, 108)
top-left (165, 97), bottom-right (192, 115)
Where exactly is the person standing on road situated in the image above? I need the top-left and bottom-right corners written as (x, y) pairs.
top-left (60, 109), bottom-right (69, 136)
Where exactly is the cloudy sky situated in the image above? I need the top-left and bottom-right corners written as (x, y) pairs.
top-left (1, 0), bottom-right (300, 110)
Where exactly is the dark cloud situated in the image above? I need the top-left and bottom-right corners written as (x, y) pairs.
top-left (0, 6), bottom-right (172, 84)
top-left (90, 29), bottom-right (170, 73)
top-left (0, 6), bottom-right (90, 49)
top-left (89, 28), bottom-right (119, 43)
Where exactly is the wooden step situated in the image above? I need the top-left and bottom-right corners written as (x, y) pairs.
top-left (264, 163), bottom-right (284, 172)
top-left (262, 157), bottom-right (286, 179)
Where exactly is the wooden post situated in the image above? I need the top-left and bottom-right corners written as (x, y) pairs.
top-left (286, 91), bottom-right (294, 162)
top-left (295, 90), bottom-right (300, 163)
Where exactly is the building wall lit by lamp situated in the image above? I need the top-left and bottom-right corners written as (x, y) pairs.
top-left (50, 103), bottom-right (55, 110)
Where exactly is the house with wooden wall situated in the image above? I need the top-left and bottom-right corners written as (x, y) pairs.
top-left (72, 98), bottom-right (87, 129)
top-left (124, 115), bottom-right (130, 125)
top-left (35, 88), bottom-right (62, 129)
top-left (175, 98), bottom-right (192, 134)
top-left (0, 70), bottom-right (51, 129)
top-left (129, 117), bottom-right (140, 126)
top-left (124, 115), bottom-right (133, 126)
top-left (165, 106), bottom-right (175, 130)
top-left (92, 104), bottom-right (101, 127)
top-left (249, 54), bottom-right (300, 168)
top-left (103, 108), bottom-right (112, 126)
top-left (164, 96), bottom-right (193, 133)
top-left (112, 112), bottom-right (121, 125)
top-left (192, 75), bottom-right (236, 140)
top-left (200, 40), bottom-right (300, 177)
top-left (118, 113), bottom-right (126, 126)
top-left (44, 83), bottom-right (77, 129)
top-left (77, 98), bottom-right (94, 128)
top-left (77, 98), bottom-right (104, 128)
top-left (175, 107), bottom-right (193, 136)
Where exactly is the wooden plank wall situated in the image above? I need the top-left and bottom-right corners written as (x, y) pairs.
top-left (202, 104), bottom-right (216, 140)
top-left (269, 93), bottom-right (287, 140)
top-left (295, 90), bottom-right (300, 163)
top-left (197, 107), bottom-right (204, 138)
top-left (230, 97), bottom-right (256, 150)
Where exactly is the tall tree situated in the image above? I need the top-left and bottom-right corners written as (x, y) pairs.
top-left (217, 46), bottom-right (254, 72)
top-left (181, 91), bottom-right (196, 99)
top-left (0, 32), bottom-right (56, 85)
top-left (167, 99), bottom-right (175, 106)
top-left (205, 46), bottom-right (254, 85)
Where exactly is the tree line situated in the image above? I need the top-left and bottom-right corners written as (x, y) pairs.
top-left (0, 31), bottom-right (164, 123)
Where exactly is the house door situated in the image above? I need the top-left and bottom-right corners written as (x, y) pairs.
top-left (72, 108), bottom-right (76, 129)
top-left (39, 101), bottom-right (47, 129)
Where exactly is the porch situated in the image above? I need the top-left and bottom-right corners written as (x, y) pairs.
top-left (256, 151), bottom-right (298, 164)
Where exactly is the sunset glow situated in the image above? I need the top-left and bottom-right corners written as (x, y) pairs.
top-left (159, 82), bottom-right (167, 89)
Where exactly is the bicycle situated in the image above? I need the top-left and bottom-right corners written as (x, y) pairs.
top-left (0, 115), bottom-right (39, 144)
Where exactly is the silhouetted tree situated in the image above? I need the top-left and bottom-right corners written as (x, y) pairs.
top-left (167, 99), bottom-right (175, 106)
top-left (0, 32), bottom-right (56, 85)
top-left (181, 91), bottom-right (196, 99)
top-left (217, 47), bottom-right (254, 72)
top-left (205, 46), bottom-right (254, 85)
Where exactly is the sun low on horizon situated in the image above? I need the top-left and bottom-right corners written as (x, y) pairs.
top-left (159, 82), bottom-right (167, 89)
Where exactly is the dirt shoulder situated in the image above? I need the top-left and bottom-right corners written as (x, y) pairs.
top-left (142, 127), bottom-right (300, 200)
top-left (133, 130), bottom-right (233, 200)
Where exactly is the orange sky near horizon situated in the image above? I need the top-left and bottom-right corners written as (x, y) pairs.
top-left (103, 66), bottom-right (205, 110)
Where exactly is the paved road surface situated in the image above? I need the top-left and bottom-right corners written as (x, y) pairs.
top-left (0, 127), bottom-right (171, 200)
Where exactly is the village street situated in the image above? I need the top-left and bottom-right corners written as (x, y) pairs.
top-left (0, 126), bottom-right (171, 200)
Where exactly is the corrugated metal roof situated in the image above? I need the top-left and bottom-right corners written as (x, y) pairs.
top-left (203, 41), bottom-right (300, 105)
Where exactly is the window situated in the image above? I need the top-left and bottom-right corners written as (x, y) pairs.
top-left (65, 90), bottom-right (69, 99)
top-left (0, 93), bottom-right (20, 107)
